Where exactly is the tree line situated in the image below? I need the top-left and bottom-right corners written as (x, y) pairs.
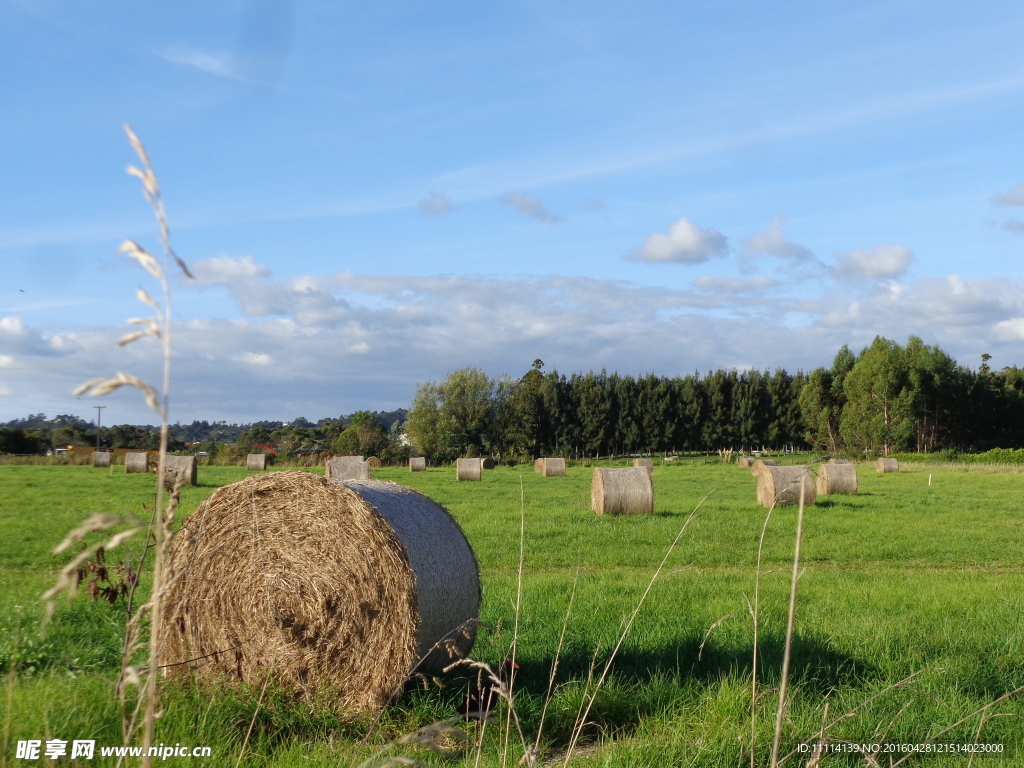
top-left (406, 338), bottom-right (1024, 463)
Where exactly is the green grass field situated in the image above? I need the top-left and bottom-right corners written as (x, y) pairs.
top-left (1, 459), bottom-right (1023, 766)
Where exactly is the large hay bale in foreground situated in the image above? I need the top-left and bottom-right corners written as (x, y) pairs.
top-left (633, 458), bottom-right (654, 472)
top-left (876, 458), bottom-right (899, 473)
top-left (541, 457), bottom-right (566, 477)
top-left (160, 472), bottom-right (480, 713)
top-left (750, 459), bottom-right (778, 477)
top-left (480, 457), bottom-right (496, 470)
top-left (757, 466), bottom-right (815, 508)
top-left (534, 458), bottom-right (545, 473)
top-left (366, 457), bottom-right (382, 468)
top-left (164, 455), bottom-right (197, 485)
top-left (456, 458), bottom-right (482, 482)
top-left (326, 458), bottom-right (370, 481)
top-left (817, 462), bottom-right (858, 495)
top-left (592, 467), bottom-right (653, 515)
top-left (246, 454), bottom-right (268, 471)
top-left (737, 457), bottom-right (755, 468)
top-left (409, 457), bottom-right (426, 472)
top-left (93, 451), bottom-right (111, 468)
top-left (125, 452), bottom-right (149, 474)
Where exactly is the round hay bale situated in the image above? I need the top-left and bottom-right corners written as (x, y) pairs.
top-left (480, 457), bottom-right (496, 470)
top-left (456, 458), bottom-right (482, 482)
top-left (591, 467), bottom-right (653, 515)
top-left (366, 457), bottom-right (383, 469)
top-left (246, 454), bottom-right (268, 471)
top-left (750, 459), bottom-right (778, 477)
top-left (756, 466), bottom-right (815, 508)
top-left (164, 455), bottom-right (197, 485)
top-left (876, 458), bottom-right (899, 473)
top-left (326, 458), bottom-right (370, 481)
top-left (633, 458), bottom-right (654, 472)
top-left (533, 458), bottom-right (545, 473)
top-left (541, 457), bottom-right (566, 477)
top-left (125, 452), bottom-right (149, 474)
top-left (409, 457), bottom-right (426, 472)
top-left (159, 472), bottom-right (480, 713)
top-left (816, 462), bottom-right (858, 495)
top-left (737, 457), bottom-right (755, 468)
top-left (93, 450), bottom-right (112, 468)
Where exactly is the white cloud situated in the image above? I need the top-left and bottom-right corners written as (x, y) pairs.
top-left (628, 216), bottom-right (728, 264)
top-left (501, 193), bottom-right (565, 224)
top-left (993, 183), bottom-right (1024, 206)
top-left (830, 245), bottom-right (914, 279)
top-left (158, 48), bottom-right (241, 80)
top-left (418, 192), bottom-right (454, 216)
top-left (235, 352), bottom-right (273, 366)
top-left (692, 275), bottom-right (779, 293)
top-left (993, 318), bottom-right (1024, 341)
top-left (743, 217), bottom-right (816, 262)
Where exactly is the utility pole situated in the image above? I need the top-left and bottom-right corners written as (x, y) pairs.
top-left (94, 405), bottom-right (106, 451)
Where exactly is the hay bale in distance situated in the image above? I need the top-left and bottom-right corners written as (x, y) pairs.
top-left (876, 458), bottom-right (899, 473)
top-left (456, 458), bottom-right (482, 482)
top-left (480, 457), bottom-right (496, 470)
top-left (366, 457), bottom-right (383, 469)
top-left (633, 458), bottom-right (654, 472)
top-left (737, 457), bottom-right (755, 468)
top-left (326, 458), bottom-right (370, 481)
top-left (541, 457), bottom-right (566, 477)
top-left (750, 459), bottom-right (778, 477)
top-left (592, 467), bottom-right (653, 515)
top-left (125, 452), bottom-right (149, 474)
top-left (533, 458), bottom-right (545, 473)
top-left (246, 454), bottom-right (268, 471)
top-left (159, 472), bottom-right (480, 713)
top-left (93, 451), bottom-right (111, 468)
top-left (757, 466), bottom-right (815, 508)
top-left (817, 462), bottom-right (857, 495)
top-left (409, 457), bottom-right (426, 472)
top-left (164, 455), bottom-right (197, 485)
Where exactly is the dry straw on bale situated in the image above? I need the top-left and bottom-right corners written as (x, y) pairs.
top-left (164, 455), bottom-right (197, 485)
top-left (756, 465), bottom-right (815, 508)
top-left (876, 458), bottom-right (900, 473)
top-left (541, 457), bottom-right (566, 477)
top-left (480, 457), bottom-right (496, 470)
top-left (93, 451), bottom-right (111, 468)
top-left (456, 458), bottom-right (482, 482)
top-left (366, 457), bottom-right (382, 468)
top-left (246, 454), bottom-right (268, 471)
top-left (160, 472), bottom-right (480, 713)
top-left (409, 457), bottom-right (426, 472)
top-left (737, 457), bottom-right (755, 468)
top-left (633, 458), bottom-right (654, 472)
top-left (816, 462), bottom-right (858, 495)
top-left (750, 458), bottom-right (778, 477)
top-left (326, 458), bottom-right (370, 482)
top-left (534, 458), bottom-right (545, 473)
top-left (125, 452), bottom-right (149, 474)
top-left (591, 467), bottom-right (654, 515)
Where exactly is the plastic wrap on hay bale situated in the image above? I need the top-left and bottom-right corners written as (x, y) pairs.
top-left (480, 457), bottom-right (496, 470)
top-left (409, 457), bottom-right (426, 472)
top-left (876, 458), bottom-right (899, 473)
top-left (750, 459), bottom-right (778, 477)
top-left (757, 465), bottom-right (815, 508)
top-left (541, 457), bottom-right (566, 477)
top-left (125, 452), bottom-right (149, 473)
top-left (816, 462), bottom-right (858, 495)
top-left (737, 457), bottom-right (755, 468)
top-left (633, 458), bottom-right (654, 472)
top-left (326, 458), bottom-right (370, 481)
top-left (159, 472), bottom-right (480, 713)
top-left (591, 467), bottom-right (654, 515)
top-left (93, 451), bottom-right (111, 468)
top-left (534, 458), bottom-right (545, 473)
top-left (456, 458), bottom-right (482, 482)
top-left (246, 454), bottom-right (268, 471)
top-left (366, 457), bottom-right (383, 468)
top-left (165, 455), bottom-right (197, 485)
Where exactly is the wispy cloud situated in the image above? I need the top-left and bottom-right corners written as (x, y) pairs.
top-left (418, 192), bottom-right (454, 216)
top-left (501, 193), bottom-right (565, 223)
top-left (829, 244), bottom-right (914, 279)
top-left (993, 183), bottom-right (1024, 206)
top-left (628, 217), bottom-right (728, 264)
top-left (743, 217), bottom-right (816, 263)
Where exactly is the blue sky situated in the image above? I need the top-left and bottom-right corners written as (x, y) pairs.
top-left (2, 0), bottom-right (1024, 425)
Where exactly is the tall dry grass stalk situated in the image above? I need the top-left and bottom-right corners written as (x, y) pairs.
top-left (41, 125), bottom-right (191, 768)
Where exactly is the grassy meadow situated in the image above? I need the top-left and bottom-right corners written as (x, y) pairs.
top-left (1, 458), bottom-right (1023, 766)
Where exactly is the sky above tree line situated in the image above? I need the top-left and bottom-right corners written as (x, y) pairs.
top-left (2, 0), bottom-right (1024, 425)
